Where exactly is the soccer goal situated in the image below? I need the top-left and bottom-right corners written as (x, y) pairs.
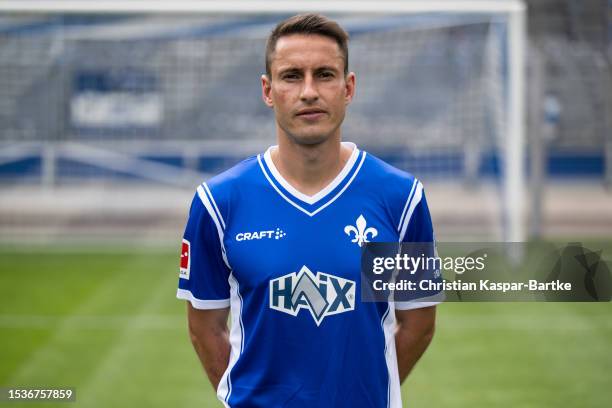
top-left (0, 0), bottom-right (526, 242)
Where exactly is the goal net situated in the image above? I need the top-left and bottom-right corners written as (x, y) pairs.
top-left (0, 1), bottom-right (526, 243)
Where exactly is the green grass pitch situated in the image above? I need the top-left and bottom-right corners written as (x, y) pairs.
top-left (0, 248), bottom-right (611, 407)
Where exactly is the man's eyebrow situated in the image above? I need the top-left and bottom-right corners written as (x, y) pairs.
top-left (275, 65), bottom-right (341, 78)
top-left (277, 67), bottom-right (302, 75)
top-left (314, 65), bottom-right (340, 72)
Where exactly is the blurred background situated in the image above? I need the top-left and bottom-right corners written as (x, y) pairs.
top-left (0, 1), bottom-right (610, 407)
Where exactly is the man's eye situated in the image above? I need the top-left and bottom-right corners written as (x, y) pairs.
top-left (282, 74), bottom-right (300, 81)
top-left (319, 72), bottom-right (334, 79)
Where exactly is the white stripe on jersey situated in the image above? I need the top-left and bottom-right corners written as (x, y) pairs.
top-left (217, 273), bottom-right (245, 407)
top-left (312, 152), bottom-right (366, 217)
top-left (204, 182), bottom-right (226, 229)
top-left (398, 179), bottom-right (418, 232)
top-left (381, 305), bottom-right (403, 408)
top-left (197, 184), bottom-right (231, 269)
top-left (398, 181), bottom-right (423, 242)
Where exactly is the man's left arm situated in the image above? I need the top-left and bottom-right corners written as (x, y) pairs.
top-left (395, 180), bottom-right (438, 382)
top-left (394, 305), bottom-right (436, 383)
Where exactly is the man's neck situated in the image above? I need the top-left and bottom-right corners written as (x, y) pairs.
top-left (271, 135), bottom-right (352, 197)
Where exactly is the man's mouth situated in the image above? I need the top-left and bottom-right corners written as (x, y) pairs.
top-left (296, 108), bottom-right (327, 120)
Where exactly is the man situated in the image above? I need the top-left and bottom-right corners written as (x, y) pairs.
top-left (177, 14), bottom-right (439, 408)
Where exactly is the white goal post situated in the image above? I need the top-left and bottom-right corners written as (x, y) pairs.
top-left (0, 0), bottom-right (527, 243)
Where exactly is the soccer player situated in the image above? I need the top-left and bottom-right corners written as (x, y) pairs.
top-left (177, 14), bottom-right (440, 408)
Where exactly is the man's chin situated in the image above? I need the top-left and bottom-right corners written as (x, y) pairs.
top-left (287, 132), bottom-right (330, 146)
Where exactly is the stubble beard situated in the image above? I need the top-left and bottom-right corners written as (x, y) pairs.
top-left (278, 112), bottom-right (345, 147)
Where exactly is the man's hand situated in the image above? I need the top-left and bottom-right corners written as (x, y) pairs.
top-left (395, 306), bottom-right (436, 383)
top-left (187, 302), bottom-right (231, 390)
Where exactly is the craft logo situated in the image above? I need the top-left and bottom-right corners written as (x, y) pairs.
top-left (269, 266), bottom-right (355, 326)
top-left (180, 239), bottom-right (190, 280)
top-left (236, 228), bottom-right (286, 241)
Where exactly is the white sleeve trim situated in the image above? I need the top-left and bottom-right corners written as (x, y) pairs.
top-left (393, 291), bottom-right (445, 310)
top-left (177, 289), bottom-right (230, 309)
top-left (393, 301), bottom-right (441, 311)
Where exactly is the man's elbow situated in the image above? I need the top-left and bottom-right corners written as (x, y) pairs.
top-left (188, 321), bottom-right (201, 347)
top-left (187, 314), bottom-right (228, 350)
top-left (187, 314), bottom-right (211, 351)
top-left (397, 315), bottom-right (436, 346)
top-left (421, 321), bottom-right (435, 345)
top-left (396, 306), bottom-right (437, 345)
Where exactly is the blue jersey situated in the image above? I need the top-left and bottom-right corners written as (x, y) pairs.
top-left (177, 143), bottom-right (439, 408)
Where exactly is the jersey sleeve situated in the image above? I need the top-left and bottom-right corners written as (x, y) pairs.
top-left (396, 181), bottom-right (444, 310)
top-left (176, 191), bottom-right (231, 309)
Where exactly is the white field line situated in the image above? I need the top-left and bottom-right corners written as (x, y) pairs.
top-left (1, 313), bottom-right (611, 331)
top-left (0, 314), bottom-right (183, 330)
top-left (5, 251), bottom-right (172, 385)
top-left (436, 314), bottom-right (612, 331)
top-left (0, 245), bottom-right (179, 254)
top-left (73, 264), bottom-right (182, 407)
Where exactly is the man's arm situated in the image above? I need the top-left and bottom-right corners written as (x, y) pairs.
top-left (395, 306), bottom-right (436, 384)
top-left (187, 302), bottom-right (231, 390)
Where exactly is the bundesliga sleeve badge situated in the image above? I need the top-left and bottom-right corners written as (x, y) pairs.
top-left (180, 239), bottom-right (191, 280)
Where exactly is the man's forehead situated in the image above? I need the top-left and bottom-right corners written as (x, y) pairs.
top-left (271, 34), bottom-right (343, 71)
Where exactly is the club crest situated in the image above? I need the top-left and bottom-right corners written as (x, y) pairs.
top-left (344, 215), bottom-right (378, 247)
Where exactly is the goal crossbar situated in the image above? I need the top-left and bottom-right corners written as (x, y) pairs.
top-left (0, 1), bottom-right (525, 15)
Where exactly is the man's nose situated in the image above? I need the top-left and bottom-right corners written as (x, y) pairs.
top-left (300, 75), bottom-right (319, 102)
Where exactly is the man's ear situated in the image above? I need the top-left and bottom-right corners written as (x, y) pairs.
top-left (261, 74), bottom-right (273, 108)
top-left (345, 72), bottom-right (356, 105)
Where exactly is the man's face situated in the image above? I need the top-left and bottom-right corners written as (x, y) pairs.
top-left (262, 34), bottom-right (355, 146)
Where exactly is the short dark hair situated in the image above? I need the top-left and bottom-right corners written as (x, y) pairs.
top-left (265, 13), bottom-right (349, 78)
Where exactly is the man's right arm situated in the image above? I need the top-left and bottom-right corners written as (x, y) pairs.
top-left (187, 302), bottom-right (231, 390)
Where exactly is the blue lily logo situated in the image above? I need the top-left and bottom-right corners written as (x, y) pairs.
top-left (344, 215), bottom-right (378, 247)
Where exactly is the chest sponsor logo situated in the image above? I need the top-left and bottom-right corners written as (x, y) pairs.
top-left (236, 228), bottom-right (286, 242)
top-left (269, 266), bottom-right (355, 326)
top-left (179, 239), bottom-right (190, 280)
top-left (344, 214), bottom-right (378, 247)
